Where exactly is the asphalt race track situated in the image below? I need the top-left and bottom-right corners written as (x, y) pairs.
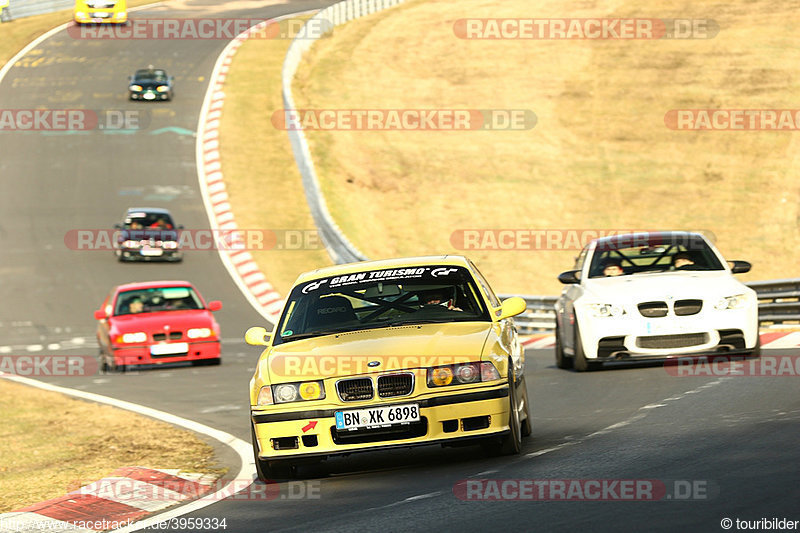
top-left (1, 1), bottom-right (798, 532)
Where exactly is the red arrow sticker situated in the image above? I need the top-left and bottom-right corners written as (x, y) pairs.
top-left (302, 421), bottom-right (318, 433)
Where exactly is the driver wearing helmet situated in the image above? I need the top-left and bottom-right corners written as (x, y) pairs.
top-left (418, 287), bottom-right (462, 311)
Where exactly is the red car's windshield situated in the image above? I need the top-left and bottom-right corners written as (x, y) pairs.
top-left (115, 287), bottom-right (202, 315)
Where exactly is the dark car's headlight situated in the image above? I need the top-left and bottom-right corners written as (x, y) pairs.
top-left (157, 85), bottom-right (170, 92)
top-left (129, 84), bottom-right (143, 91)
top-left (427, 361), bottom-right (501, 387)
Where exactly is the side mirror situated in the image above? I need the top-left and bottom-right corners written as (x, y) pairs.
top-left (728, 260), bottom-right (751, 274)
top-left (207, 300), bottom-right (222, 312)
top-left (245, 326), bottom-right (272, 346)
top-left (94, 309), bottom-right (107, 320)
top-left (127, 75), bottom-right (132, 80)
top-left (497, 296), bottom-right (527, 321)
top-left (177, 224), bottom-right (184, 230)
top-left (113, 223), bottom-right (122, 229)
top-left (558, 270), bottom-right (581, 284)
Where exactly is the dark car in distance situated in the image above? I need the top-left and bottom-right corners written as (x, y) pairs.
top-left (128, 67), bottom-right (173, 101)
top-left (114, 207), bottom-right (183, 262)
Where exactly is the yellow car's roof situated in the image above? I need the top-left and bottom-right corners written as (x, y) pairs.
top-left (293, 255), bottom-right (472, 285)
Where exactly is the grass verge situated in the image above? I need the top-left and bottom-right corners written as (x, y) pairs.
top-left (288, 0), bottom-right (799, 295)
top-left (219, 15), bottom-right (331, 295)
top-left (0, 379), bottom-right (224, 512)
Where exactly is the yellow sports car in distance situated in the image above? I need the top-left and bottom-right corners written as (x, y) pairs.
top-left (247, 256), bottom-right (531, 479)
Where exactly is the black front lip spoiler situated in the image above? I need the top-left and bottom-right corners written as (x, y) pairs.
top-left (256, 430), bottom-right (511, 462)
top-left (251, 386), bottom-right (509, 424)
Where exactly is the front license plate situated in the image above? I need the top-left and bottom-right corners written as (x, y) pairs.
top-left (150, 342), bottom-right (188, 356)
top-left (143, 93), bottom-right (156, 100)
top-left (140, 247), bottom-right (162, 256)
top-left (335, 403), bottom-right (420, 430)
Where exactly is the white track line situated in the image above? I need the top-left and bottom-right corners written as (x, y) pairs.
top-left (0, 373), bottom-right (253, 533)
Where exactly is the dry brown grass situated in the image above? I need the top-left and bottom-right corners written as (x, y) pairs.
top-left (0, 380), bottom-right (223, 512)
top-left (290, 0), bottom-right (800, 295)
top-left (220, 16), bottom-right (331, 295)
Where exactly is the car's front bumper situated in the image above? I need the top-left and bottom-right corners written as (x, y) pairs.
top-left (129, 90), bottom-right (170, 101)
top-left (112, 339), bottom-right (219, 366)
top-left (74, 13), bottom-right (127, 24)
top-left (251, 385), bottom-right (510, 461)
top-left (577, 306), bottom-right (759, 359)
top-left (117, 247), bottom-right (182, 261)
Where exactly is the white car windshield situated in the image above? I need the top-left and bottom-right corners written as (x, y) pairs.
top-left (589, 235), bottom-right (724, 278)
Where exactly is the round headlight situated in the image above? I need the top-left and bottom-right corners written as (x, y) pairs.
top-left (274, 384), bottom-right (298, 403)
top-left (129, 85), bottom-right (143, 91)
top-left (299, 382), bottom-right (322, 401)
top-left (430, 367), bottom-right (453, 386)
top-left (455, 364), bottom-right (479, 384)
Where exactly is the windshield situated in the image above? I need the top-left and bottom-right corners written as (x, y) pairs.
top-left (123, 211), bottom-right (175, 230)
top-left (589, 234), bottom-right (724, 278)
top-left (115, 286), bottom-right (202, 315)
top-left (274, 265), bottom-right (491, 345)
top-left (134, 70), bottom-right (168, 83)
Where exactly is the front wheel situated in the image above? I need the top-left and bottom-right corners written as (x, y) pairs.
top-left (555, 322), bottom-right (573, 369)
top-left (251, 423), bottom-right (294, 481)
top-left (483, 367), bottom-right (522, 455)
top-left (573, 321), bottom-right (596, 372)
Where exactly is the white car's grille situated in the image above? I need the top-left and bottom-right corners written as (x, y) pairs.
top-left (637, 333), bottom-right (708, 349)
top-left (674, 299), bottom-right (703, 316)
top-left (638, 301), bottom-right (668, 318)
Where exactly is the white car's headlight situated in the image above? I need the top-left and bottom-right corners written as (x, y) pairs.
top-left (588, 303), bottom-right (625, 318)
top-left (714, 294), bottom-right (747, 310)
top-left (122, 240), bottom-right (141, 248)
top-left (187, 328), bottom-right (212, 339)
top-left (116, 11), bottom-right (126, 18)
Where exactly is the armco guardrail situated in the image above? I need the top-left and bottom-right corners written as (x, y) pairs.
top-left (3, 0), bottom-right (73, 21)
top-left (282, 0), bottom-right (407, 264)
top-left (502, 279), bottom-right (800, 335)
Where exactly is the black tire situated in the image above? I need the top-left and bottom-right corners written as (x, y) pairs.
top-left (555, 322), bottom-right (573, 369)
top-left (519, 375), bottom-right (532, 437)
top-left (98, 348), bottom-right (110, 373)
top-left (193, 358), bottom-right (221, 367)
top-left (251, 423), bottom-right (293, 481)
top-left (573, 321), bottom-right (595, 372)
top-left (483, 366), bottom-right (522, 455)
top-left (750, 333), bottom-right (761, 358)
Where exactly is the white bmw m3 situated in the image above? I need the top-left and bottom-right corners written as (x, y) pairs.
top-left (554, 232), bottom-right (760, 371)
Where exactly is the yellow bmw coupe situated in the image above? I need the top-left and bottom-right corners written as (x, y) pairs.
top-left (247, 256), bottom-right (530, 479)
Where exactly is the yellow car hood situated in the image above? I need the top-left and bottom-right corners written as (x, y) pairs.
top-left (264, 322), bottom-right (494, 382)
